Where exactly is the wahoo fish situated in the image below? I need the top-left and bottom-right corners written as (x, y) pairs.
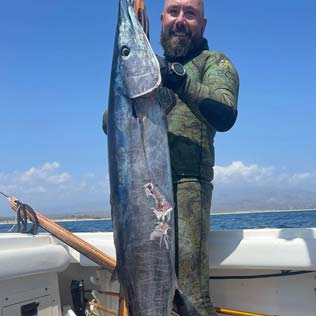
top-left (107, 0), bottom-right (176, 315)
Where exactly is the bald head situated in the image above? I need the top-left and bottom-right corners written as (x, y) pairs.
top-left (161, 0), bottom-right (207, 58)
top-left (163, 0), bottom-right (204, 16)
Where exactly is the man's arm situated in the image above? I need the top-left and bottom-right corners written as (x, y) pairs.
top-left (164, 53), bottom-right (239, 132)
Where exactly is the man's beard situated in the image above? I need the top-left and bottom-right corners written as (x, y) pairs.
top-left (160, 28), bottom-right (201, 58)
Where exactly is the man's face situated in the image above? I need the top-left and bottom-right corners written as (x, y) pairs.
top-left (160, 0), bottom-right (207, 58)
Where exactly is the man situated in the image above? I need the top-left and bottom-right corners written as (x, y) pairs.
top-left (103, 0), bottom-right (239, 314)
top-left (157, 0), bottom-right (239, 315)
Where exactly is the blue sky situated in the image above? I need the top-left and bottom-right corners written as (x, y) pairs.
top-left (1, 0), bottom-right (316, 216)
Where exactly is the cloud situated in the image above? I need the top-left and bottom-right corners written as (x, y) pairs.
top-left (1, 160), bottom-right (316, 217)
top-left (214, 161), bottom-right (274, 183)
top-left (0, 162), bottom-right (110, 216)
top-left (213, 161), bottom-right (316, 212)
top-left (19, 162), bottom-right (71, 186)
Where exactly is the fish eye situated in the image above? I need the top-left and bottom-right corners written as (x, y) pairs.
top-left (121, 45), bottom-right (130, 58)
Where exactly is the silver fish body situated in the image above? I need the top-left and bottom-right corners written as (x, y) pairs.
top-left (107, 0), bottom-right (176, 315)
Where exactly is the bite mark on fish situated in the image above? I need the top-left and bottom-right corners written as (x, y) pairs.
top-left (144, 182), bottom-right (173, 248)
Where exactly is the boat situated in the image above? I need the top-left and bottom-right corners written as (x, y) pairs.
top-left (1, 226), bottom-right (316, 316)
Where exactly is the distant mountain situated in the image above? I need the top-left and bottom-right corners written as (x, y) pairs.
top-left (212, 184), bottom-right (316, 213)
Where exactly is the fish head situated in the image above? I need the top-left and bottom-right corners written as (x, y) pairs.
top-left (113, 0), bottom-right (161, 98)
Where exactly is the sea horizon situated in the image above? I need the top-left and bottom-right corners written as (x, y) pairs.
top-left (212, 208), bottom-right (316, 215)
top-left (1, 207), bottom-right (316, 224)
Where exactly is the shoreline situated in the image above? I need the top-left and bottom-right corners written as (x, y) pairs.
top-left (211, 208), bottom-right (316, 215)
top-left (1, 208), bottom-right (316, 224)
top-left (0, 217), bottom-right (112, 225)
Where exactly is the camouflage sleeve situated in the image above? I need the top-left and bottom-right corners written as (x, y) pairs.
top-left (175, 52), bottom-right (239, 132)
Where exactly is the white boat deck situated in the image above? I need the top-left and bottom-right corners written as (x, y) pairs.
top-left (0, 228), bottom-right (316, 315)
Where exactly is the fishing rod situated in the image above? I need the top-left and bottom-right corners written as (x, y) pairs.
top-left (0, 191), bottom-right (9, 199)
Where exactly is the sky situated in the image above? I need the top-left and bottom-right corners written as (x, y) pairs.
top-left (0, 0), bottom-right (316, 217)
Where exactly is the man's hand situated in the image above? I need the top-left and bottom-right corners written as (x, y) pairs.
top-left (156, 55), bottom-right (187, 91)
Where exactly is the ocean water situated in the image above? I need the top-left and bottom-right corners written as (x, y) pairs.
top-left (1, 210), bottom-right (316, 233)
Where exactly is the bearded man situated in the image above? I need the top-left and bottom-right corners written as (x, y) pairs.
top-left (157, 0), bottom-right (239, 315)
top-left (103, 0), bottom-right (239, 314)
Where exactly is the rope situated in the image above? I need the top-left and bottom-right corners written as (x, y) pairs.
top-left (15, 200), bottom-right (39, 235)
top-left (0, 191), bottom-right (39, 235)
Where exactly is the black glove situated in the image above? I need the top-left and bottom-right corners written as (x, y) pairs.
top-left (156, 55), bottom-right (187, 91)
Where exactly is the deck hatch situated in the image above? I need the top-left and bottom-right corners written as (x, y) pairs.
top-left (21, 302), bottom-right (39, 316)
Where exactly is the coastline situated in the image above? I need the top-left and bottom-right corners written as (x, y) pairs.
top-left (0, 217), bottom-right (112, 225)
top-left (1, 208), bottom-right (316, 224)
top-left (211, 208), bottom-right (316, 215)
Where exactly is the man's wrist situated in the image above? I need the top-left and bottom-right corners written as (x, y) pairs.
top-left (169, 62), bottom-right (186, 77)
top-left (155, 54), bottom-right (187, 91)
top-left (165, 62), bottom-right (187, 90)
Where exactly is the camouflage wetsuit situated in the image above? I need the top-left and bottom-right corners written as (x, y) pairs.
top-left (163, 38), bottom-right (239, 316)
